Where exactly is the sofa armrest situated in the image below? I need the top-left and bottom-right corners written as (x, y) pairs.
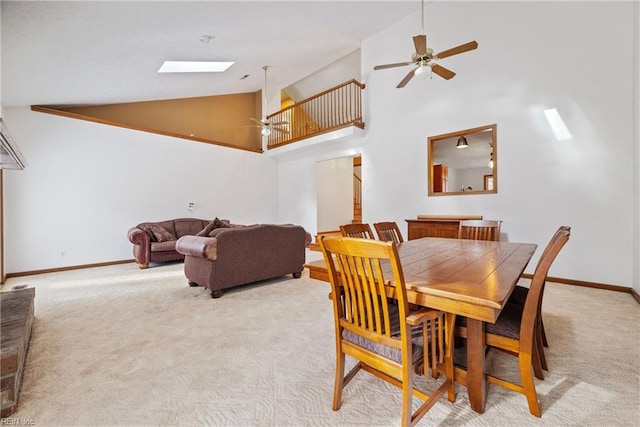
top-left (127, 227), bottom-right (151, 246)
top-left (176, 235), bottom-right (218, 261)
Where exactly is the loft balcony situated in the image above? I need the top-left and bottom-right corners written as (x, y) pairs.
top-left (265, 79), bottom-right (365, 152)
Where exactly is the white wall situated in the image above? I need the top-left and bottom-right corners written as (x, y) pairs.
top-left (3, 108), bottom-right (279, 273)
top-left (316, 156), bottom-right (353, 231)
top-left (278, 1), bottom-right (637, 288)
top-left (633, 0), bottom-right (640, 294)
top-left (0, 3), bottom-right (2, 116)
top-left (284, 49), bottom-right (361, 102)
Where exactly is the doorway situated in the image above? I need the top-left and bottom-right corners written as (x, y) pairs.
top-left (316, 155), bottom-right (361, 233)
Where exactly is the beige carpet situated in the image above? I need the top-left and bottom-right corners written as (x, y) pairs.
top-left (2, 256), bottom-right (639, 426)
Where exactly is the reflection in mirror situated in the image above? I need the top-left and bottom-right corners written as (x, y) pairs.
top-left (428, 124), bottom-right (497, 196)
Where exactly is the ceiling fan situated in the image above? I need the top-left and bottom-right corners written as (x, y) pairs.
top-left (373, 0), bottom-right (478, 88)
top-left (248, 66), bottom-right (289, 136)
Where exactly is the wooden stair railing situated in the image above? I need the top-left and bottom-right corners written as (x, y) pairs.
top-left (266, 79), bottom-right (365, 149)
top-left (353, 172), bottom-right (362, 223)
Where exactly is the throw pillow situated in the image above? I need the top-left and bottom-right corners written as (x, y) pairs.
top-left (197, 220), bottom-right (217, 237)
top-left (140, 224), bottom-right (157, 242)
top-left (147, 224), bottom-right (176, 243)
top-left (197, 217), bottom-right (231, 237)
top-left (213, 217), bottom-right (231, 228)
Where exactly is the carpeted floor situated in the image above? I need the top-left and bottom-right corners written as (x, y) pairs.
top-left (2, 255), bottom-right (639, 426)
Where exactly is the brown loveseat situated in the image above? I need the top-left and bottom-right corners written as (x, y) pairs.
top-left (175, 224), bottom-right (310, 298)
top-left (127, 218), bottom-right (212, 269)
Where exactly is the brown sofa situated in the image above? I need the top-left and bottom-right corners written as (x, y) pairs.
top-left (175, 224), bottom-right (310, 298)
top-left (127, 218), bottom-right (211, 268)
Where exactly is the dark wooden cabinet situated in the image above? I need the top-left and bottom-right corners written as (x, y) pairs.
top-left (405, 215), bottom-right (483, 240)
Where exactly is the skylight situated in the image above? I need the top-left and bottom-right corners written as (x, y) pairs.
top-left (543, 108), bottom-right (572, 141)
top-left (157, 61), bottom-right (234, 73)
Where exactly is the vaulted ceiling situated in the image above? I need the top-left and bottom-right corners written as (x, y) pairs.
top-left (1, 1), bottom-right (419, 108)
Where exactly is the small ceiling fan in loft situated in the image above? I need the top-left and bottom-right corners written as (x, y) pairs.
top-left (373, 0), bottom-right (478, 88)
top-left (247, 66), bottom-right (289, 136)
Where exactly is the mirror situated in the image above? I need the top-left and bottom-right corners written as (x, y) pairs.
top-left (428, 123), bottom-right (497, 196)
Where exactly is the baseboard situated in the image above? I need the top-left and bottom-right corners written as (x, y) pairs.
top-left (6, 261), bottom-right (638, 305)
top-left (522, 273), bottom-right (638, 303)
top-left (5, 259), bottom-right (135, 279)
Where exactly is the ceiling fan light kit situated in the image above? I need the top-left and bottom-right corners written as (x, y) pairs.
top-left (414, 64), bottom-right (431, 79)
top-left (373, 0), bottom-right (478, 88)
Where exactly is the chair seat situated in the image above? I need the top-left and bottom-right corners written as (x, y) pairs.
top-left (456, 301), bottom-right (523, 340)
top-left (509, 285), bottom-right (529, 305)
top-left (343, 304), bottom-right (425, 364)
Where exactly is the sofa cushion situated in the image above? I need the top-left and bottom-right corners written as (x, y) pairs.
top-left (147, 224), bottom-right (176, 243)
top-left (175, 219), bottom-right (207, 238)
top-left (150, 241), bottom-right (178, 252)
top-left (155, 220), bottom-right (177, 236)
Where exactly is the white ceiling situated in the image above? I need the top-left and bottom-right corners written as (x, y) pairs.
top-left (1, 0), bottom-right (420, 108)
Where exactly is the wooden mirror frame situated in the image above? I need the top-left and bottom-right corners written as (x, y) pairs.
top-left (428, 123), bottom-right (497, 196)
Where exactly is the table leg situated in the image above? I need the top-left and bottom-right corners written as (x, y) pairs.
top-left (466, 318), bottom-right (486, 413)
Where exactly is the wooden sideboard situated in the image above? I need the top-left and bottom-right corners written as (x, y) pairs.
top-left (405, 215), bottom-right (483, 240)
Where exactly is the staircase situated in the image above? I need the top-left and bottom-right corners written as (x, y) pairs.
top-left (352, 156), bottom-right (361, 223)
top-left (352, 202), bottom-right (362, 224)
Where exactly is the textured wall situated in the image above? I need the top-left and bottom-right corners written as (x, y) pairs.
top-left (278, 1), bottom-right (637, 288)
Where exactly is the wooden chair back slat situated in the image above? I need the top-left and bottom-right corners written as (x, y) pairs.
top-left (374, 221), bottom-right (405, 243)
top-left (340, 223), bottom-right (375, 239)
top-left (458, 219), bottom-right (502, 241)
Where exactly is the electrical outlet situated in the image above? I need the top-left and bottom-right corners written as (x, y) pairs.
top-left (188, 202), bottom-right (194, 211)
top-left (61, 250), bottom-right (66, 257)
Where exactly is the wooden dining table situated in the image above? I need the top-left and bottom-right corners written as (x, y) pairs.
top-left (305, 236), bottom-right (538, 414)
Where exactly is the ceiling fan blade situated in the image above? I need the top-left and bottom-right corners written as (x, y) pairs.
top-left (435, 41), bottom-right (478, 59)
top-left (249, 117), bottom-right (266, 126)
top-left (270, 121), bottom-right (289, 126)
top-left (431, 64), bottom-right (456, 80)
top-left (413, 34), bottom-right (427, 56)
top-left (272, 127), bottom-right (290, 135)
top-left (374, 61), bottom-right (413, 70)
top-left (396, 67), bottom-right (418, 88)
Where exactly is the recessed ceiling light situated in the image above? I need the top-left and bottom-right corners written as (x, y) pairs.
top-left (157, 61), bottom-right (234, 73)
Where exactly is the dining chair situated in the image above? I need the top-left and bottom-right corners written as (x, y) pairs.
top-left (374, 221), bottom-right (405, 243)
top-left (457, 219), bottom-right (502, 241)
top-left (508, 226), bottom-right (572, 371)
top-left (454, 226), bottom-right (570, 417)
top-left (319, 236), bottom-right (456, 426)
top-left (339, 223), bottom-right (375, 239)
